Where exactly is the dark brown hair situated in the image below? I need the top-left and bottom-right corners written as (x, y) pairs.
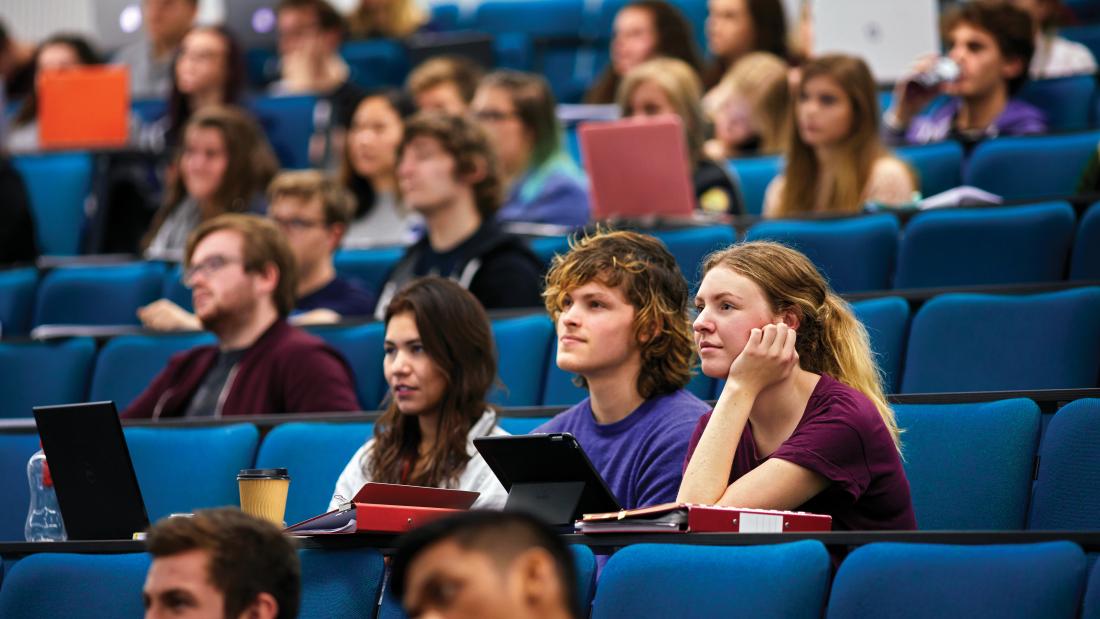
top-left (145, 508), bottom-right (301, 619)
top-left (367, 277), bottom-right (497, 488)
top-left (276, 0), bottom-right (346, 36)
top-left (340, 89), bottom-right (416, 218)
top-left (143, 105), bottom-right (280, 251)
top-left (543, 229), bottom-right (696, 399)
top-left (943, 0), bottom-right (1034, 95)
top-left (164, 25), bottom-right (246, 150)
top-left (585, 0), bottom-right (704, 104)
top-left (478, 70), bottom-right (562, 169)
top-left (184, 213), bottom-right (299, 317)
top-left (702, 0), bottom-right (789, 89)
top-left (13, 33), bottom-right (101, 128)
top-left (399, 111), bottom-right (501, 219)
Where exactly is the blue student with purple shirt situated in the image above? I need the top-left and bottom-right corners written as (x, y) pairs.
top-left (533, 230), bottom-right (709, 509)
top-left (679, 241), bottom-right (916, 530)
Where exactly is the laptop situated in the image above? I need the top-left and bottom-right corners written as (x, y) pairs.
top-left (579, 114), bottom-right (696, 221)
top-left (226, 0), bottom-right (281, 50)
top-left (33, 402), bottom-right (150, 540)
top-left (38, 66), bottom-right (130, 150)
top-left (93, 0), bottom-right (145, 53)
top-left (811, 0), bottom-right (940, 84)
top-left (474, 433), bottom-right (620, 526)
top-left (406, 32), bottom-right (495, 71)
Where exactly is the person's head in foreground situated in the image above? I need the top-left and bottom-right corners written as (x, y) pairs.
top-left (143, 507), bottom-right (300, 619)
top-left (543, 229), bottom-right (695, 401)
top-left (391, 510), bottom-right (580, 619)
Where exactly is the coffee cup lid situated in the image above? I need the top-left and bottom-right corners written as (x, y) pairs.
top-left (237, 468), bottom-right (290, 480)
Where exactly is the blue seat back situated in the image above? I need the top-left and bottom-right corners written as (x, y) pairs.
top-left (12, 152), bottom-right (93, 255)
top-left (826, 542), bottom-right (1087, 619)
top-left (492, 315), bottom-right (555, 407)
top-left (902, 288), bottom-right (1100, 393)
top-left (542, 339), bottom-right (590, 407)
top-left (255, 422), bottom-right (375, 525)
top-left (124, 424), bottom-right (260, 522)
top-left (651, 226), bottom-right (737, 287)
top-left (895, 202), bottom-right (1075, 289)
top-left (964, 131), bottom-right (1100, 201)
top-left (1084, 558), bottom-right (1100, 619)
top-left (1062, 22), bottom-right (1100, 58)
top-left (745, 213), bottom-right (899, 293)
top-left (1029, 398), bottom-right (1100, 530)
top-left (497, 416), bottom-right (552, 435)
top-left (571, 544), bottom-right (598, 615)
top-left (593, 541), bottom-right (830, 619)
top-left (250, 95), bottom-right (316, 169)
top-left (894, 399), bottom-right (1039, 530)
top-left (334, 247), bottom-right (404, 301)
top-left (1072, 201), bottom-right (1100, 281)
top-left (1018, 75), bottom-right (1097, 132)
top-left (34, 262), bottom-right (167, 327)
top-left (0, 267), bottom-right (37, 337)
top-left (89, 332), bottom-right (216, 411)
top-left (131, 98), bottom-right (167, 123)
top-left (161, 262), bottom-right (193, 310)
top-left (728, 156), bottom-right (782, 216)
top-left (0, 433), bottom-right (44, 540)
top-left (851, 296), bottom-right (909, 393)
top-left (0, 553), bottom-right (150, 619)
top-left (308, 322), bottom-right (386, 410)
top-left (895, 141), bottom-right (964, 197)
top-left (342, 39), bottom-right (409, 89)
top-left (299, 548), bottom-right (386, 619)
top-left (0, 338), bottom-right (95, 418)
top-left (529, 235), bottom-right (572, 268)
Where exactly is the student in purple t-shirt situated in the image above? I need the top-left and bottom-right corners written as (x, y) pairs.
top-left (534, 230), bottom-right (710, 510)
top-left (678, 241), bottom-right (916, 530)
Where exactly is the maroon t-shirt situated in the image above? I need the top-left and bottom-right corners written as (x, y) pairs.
top-left (684, 374), bottom-right (917, 531)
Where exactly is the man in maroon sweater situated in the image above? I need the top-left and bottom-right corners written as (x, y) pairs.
top-left (123, 214), bottom-right (361, 419)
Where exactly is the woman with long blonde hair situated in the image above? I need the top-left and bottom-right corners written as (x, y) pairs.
top-left (703, 51), bottom-right (791, 159)
top-left (679, 241), bottom-right (916, 530)
top-left (763, 54), bottom-right (915, 218)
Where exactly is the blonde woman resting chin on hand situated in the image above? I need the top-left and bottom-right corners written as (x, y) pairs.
top-left (677, 241), bottom-right (916, 530)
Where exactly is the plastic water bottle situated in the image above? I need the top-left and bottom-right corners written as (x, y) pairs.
top-left (25, 448), bottom-right (67, 542)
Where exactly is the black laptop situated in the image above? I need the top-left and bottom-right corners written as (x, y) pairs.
top-left (33, 402), bottom-right (150, 540)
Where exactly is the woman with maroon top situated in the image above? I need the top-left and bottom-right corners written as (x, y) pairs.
top-left (678, 241), bottom-right (916, 530)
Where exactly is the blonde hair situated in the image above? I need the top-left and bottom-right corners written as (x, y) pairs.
top-left (348, 0), bottom-right (426, 38)
top-left (703, 241), bottom-right (902, 450)
top-left (777, 54), bottom-right (885, 217)
top-left (616, 57), bottom-right (707, 163)
top-left (712, 52), bottom-right (791, 154)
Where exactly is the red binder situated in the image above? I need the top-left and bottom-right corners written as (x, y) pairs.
top-left (576, 502), bottom-right (832, 534)
top-left (285, 482), bottom-right (478, 535)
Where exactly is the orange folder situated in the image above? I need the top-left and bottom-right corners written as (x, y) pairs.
top-left (38, 65), bottom-right (130, 150)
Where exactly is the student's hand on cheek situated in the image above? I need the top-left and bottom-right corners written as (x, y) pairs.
top-left (726, 323), bottom-right (798, 396)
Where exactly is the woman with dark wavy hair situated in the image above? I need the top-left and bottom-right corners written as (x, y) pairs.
top-left (329, 276), bottom-right (508, 509)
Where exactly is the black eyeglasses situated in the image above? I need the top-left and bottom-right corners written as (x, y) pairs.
top-left (182, 255), bottom-right (242, 285)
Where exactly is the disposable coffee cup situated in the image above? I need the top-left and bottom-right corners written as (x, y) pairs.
top-left (237, 468), bottom-right (290, 526)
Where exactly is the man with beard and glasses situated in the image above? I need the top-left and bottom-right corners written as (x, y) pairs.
top-left (122, 213), bottom-right (361, 419)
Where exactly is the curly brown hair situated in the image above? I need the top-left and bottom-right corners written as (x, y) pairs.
top-left (543, 229), bottom-right (696, 398)
top-left (399, 111), bottom-right (501, 220)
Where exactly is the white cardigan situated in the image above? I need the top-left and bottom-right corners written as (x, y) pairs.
top-left (329, 411), bottom-right (509, 511)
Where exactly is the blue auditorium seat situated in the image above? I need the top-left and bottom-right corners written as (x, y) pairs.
top-left (307, 322), bottom-right (387, 410)
top-left (124, 424), bottom-right (260, 522)
top-left (492, 315), bottom-right (555, 407)
top-left (0, 433), bottom-right (44, 540)
top-left (728, 155), bottom-right (782, 216)
top-left (593, 541), bottom-right (830, 619)
top-left (161, 261), bottom-right (194, 310)
top-left (342, 39), bottom-right (409, 89)
top-left (429, 2), bottom-right (463, 29)
top-left (334, 247), bottom-right (405, 301)
top-left (250, 95), bottom-right (316, 169)
top-left (497, 416), bottom-right (552, 434)
top-left (901, 288), bottom-right (1100, 393)
top-left (826, 542), bottom-right (1087, 619)
top-left (894, 202), bottom-right (1075, 289)
top-left (851, 296), bottom-right (909, 393)
top-left (542, 340), bottom-right (590, 407)
top-left (1072, 201), bottom-right (1100, 281)
top-left (529, 235), bottom-right (572, 268)
top-left (1018, 75), bottom-right (1097, 132)
top-left (894, 399), bottom-right (1039, 530)
top-left (895, 140), bottom-right (964, 197)
top-left (1084, 558), bottom-right (1100, 619)
top-left (131, 98), bottom-right (167, 123)
top-left (299, 548), bottom-right (386, 619)
top-left (0, 338), bottom-right (95, 418)
top-left (89, 332), bottom-right (216, 411)
top-left (33, 262), bottom-right (167, 327)
top-left (745, 213), bottom-right (899, 293)
top-left (255, 422), bottom-right (375, 525)
top-left (0, 267), bottom-right (37, 337)
top-left (0, 553), bottom-right (150, 618)
top-left (1029, 398), bottom-right (1100, 530)
top-left (1062, 23), bottom-right (1100, 59)
top-left (964, 131), bottom-right (1100, 201)
top-left (473, 0), bottom-right (586, 98)
top-left (652, 225), bottom-right (737, 287)
top-left (12, 152), bottom-right (93, 255)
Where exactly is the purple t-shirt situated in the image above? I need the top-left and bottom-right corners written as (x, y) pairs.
top-left (534, 389), bottom-right (710, 509)
top-left (684, 374), bottom-right (917, 531)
